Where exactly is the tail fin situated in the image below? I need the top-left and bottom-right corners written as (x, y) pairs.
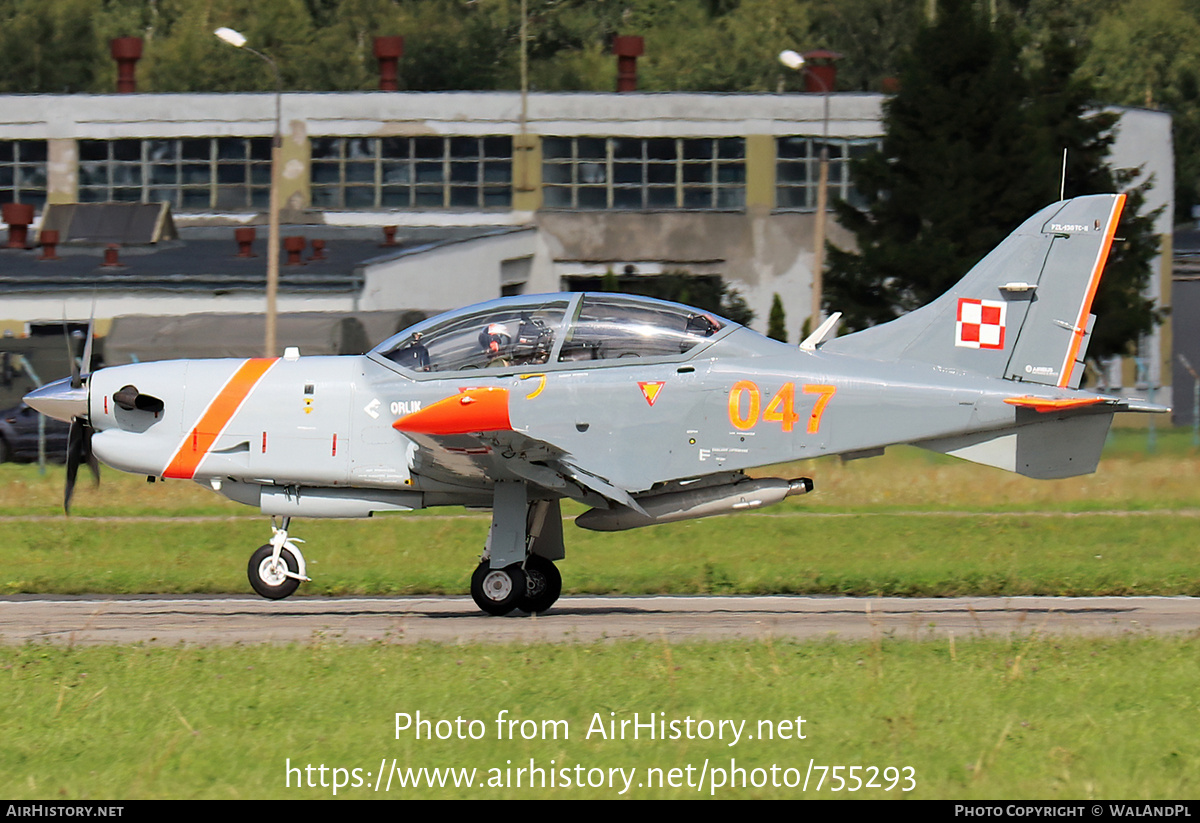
top-left (823, 194), bottom-right (1125, 388)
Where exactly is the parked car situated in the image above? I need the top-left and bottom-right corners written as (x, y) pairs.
top-left (0, 402), bottom-right (70, 463)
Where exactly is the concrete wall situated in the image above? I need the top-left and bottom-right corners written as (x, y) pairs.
top-left (359, 228), bottom-right (547, 311)
top-left (3, 292), bottom-right (355, 328)
top-left (1106, 106), bottom-right (1175, 397)
top-left (0, 90), bottom-right (883, 222)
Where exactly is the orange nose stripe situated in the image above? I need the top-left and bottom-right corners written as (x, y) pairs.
top-left (164, 358), bottom-right (278, 479)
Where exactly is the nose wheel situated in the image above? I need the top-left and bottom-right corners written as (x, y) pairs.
top-left (248, 517), bottom-right (310, 600)
top-left (248, 543), bottom-right (301, 599)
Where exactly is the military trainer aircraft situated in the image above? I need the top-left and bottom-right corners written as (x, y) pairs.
top-left (25, 194), bottom-right (1166, 615)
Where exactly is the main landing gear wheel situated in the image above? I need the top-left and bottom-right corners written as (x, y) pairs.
top-left (516, 555), bottom-right (562, 614)
top-left (248, 543), bottom-right (301, 600)
top-left (471, 562), bottom-right (526, 616)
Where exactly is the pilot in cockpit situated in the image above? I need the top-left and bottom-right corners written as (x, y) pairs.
top-left (480, 315), bottom-right (554, 367)
top-left (479, 322), bottom-right (513, 366)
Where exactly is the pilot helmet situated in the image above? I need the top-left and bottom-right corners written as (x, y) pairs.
top-left (479, 322), bottom-right (512, 354)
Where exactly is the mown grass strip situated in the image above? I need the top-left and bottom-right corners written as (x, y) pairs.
top-left (3, 429), bottom-right (1200, 517)
top-left (0, 636), bottom-right (1195, 799)
top-left (1, 512), bottom-right (1197, 597)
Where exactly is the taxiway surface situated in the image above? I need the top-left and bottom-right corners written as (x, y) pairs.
top-left (1, 595), bottom-right (1197, 645)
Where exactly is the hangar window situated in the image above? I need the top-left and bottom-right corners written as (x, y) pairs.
top-left (775, 137), bottom-right (880, 211)
top-left (0, 141), bottom-right (48, 210)
top-left (78, 138), bottom-right (271, 210)
top-left (542, 137), bottom-right (745, 210)
top-left (310, 136), bottom-right (512, 210)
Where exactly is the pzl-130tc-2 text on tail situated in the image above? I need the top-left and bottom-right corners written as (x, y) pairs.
top-left (25, 193), bottom-right (1167, 614)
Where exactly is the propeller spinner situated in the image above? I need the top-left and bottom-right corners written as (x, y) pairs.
top-left (23, 317), bottom-right (101, 513)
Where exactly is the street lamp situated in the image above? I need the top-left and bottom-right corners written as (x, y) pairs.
top-left (779, 49), bottom-right (831, 329)
top-left (216, 27), bottom-right (283, 358)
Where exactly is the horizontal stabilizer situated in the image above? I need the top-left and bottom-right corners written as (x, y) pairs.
top-left (1004, 395), bottom-right (1107, 412)
top-left (916, 412), bottom-right (1112, 479)
top-left (1004, 393), bottom-right (1171, 414)
top-left (1113, 398), bottom-right (1171, 414)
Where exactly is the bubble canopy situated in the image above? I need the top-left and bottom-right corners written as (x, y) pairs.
top-left (370, 292), bottom-right (735, 374)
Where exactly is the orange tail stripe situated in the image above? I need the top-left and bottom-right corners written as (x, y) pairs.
top-left (1058, 194), bottom-right (1125, 387)
top-left (164, 358), bottom-right (277, 479)
top-left (1005, 395), bottom-right (1106, 412)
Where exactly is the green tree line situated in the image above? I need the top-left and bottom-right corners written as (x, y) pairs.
top-left (825, 0), bottom-right (1162, 360)
top-left (0, 0), bottom-right (1193, 215)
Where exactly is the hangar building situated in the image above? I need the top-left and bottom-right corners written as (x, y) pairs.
top-left (0, 85), bottom-right (1175, 401)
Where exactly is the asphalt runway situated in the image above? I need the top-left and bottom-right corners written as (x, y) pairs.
top-left (0, 594), bottom-right (1197, 645)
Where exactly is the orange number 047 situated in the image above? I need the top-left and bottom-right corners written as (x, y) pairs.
top-left (728, 381), bottom-right (836, 434)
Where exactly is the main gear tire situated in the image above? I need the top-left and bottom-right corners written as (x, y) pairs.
top-left (471, 561), bottom-right (526, 616)
top-left (516, 555), bottom-right (562, 614)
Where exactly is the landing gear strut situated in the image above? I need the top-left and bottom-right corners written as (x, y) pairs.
top-left (248, 517), bottom-right (310, 600)
top-left (470, 484), bottom-right (565, 616)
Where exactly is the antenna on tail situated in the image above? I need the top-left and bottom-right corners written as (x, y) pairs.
top-left (1060, 148), bottom-right (1068, 201)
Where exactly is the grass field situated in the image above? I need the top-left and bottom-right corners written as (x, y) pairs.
top-left (1, 636), bottom-right (1197, 799)
top-left (6, 428), bottom-right (1199, 518)
top-left (0, 427), bottom-right (1196, 800)
top-left (1, 429), bottom-right (1197, 598)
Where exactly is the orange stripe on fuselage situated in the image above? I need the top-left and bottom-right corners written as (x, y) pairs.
top-left (163, 358), bottom-right (278, 479)
top-left (1058, 194), bottom-right (1125, 387)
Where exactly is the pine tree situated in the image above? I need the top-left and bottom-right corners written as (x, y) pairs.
top-left (1030, 21), bottom-right (1161, 358)
top-left (824, 0), bottom-right (1159, 360)
top-left (825, 0), bottom-right (1037, 330)
top-left (767, 294), bottom-right (788, 342)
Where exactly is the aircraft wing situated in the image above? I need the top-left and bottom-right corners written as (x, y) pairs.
top-left (394, 388), bottom-right (643, 512)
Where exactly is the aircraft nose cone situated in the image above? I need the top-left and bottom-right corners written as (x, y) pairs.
top-left (24, 377), bottom-right (88, 423)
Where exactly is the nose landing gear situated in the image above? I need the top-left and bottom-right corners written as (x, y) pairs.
top-left (247, 517), bottom-right (310, 599)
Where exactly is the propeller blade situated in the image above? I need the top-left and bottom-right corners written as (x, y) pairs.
top-left (63, 319), bottom-right (81, 390)
top-left (65, 420), bottom-right (82, 514)
top-left (83, 423), bottom-right (100, 485)
top-left (80, 306), bottom-right (95, 386)
top-left (63, 419), bottom-right (99, 515)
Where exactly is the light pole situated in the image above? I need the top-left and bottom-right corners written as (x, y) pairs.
top-left (216, 27), bottom-right (282, 358)
top-left (779, 49), bottom-right (831, 329)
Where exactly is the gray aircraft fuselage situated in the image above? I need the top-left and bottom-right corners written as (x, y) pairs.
top-left (24, 194), bottom-right (1166, 613)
